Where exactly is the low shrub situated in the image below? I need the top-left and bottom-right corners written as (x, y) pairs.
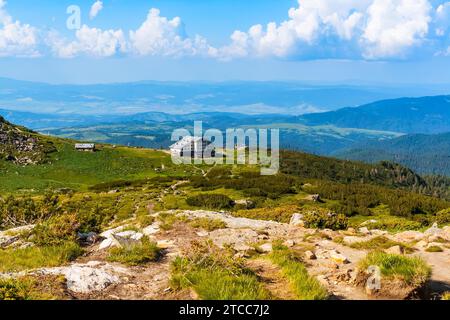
top-left (435, 208), bottom-right (450, 225)
top-left (301, 207), bottom-right (348, 230)
top-left (233, 205), bottom-right (299, 223)
top-left (189, 218), bottom-right (227, 231)
top-left (186, 194), bottom-right (234, 210)
top-left (32, 214), bottom-right (80, 246)
top-left (107, 237), bottom-right (162, 266)
top-left (0, 275), bottom-right (66, 300)
top-left (0, 242), bottom-right (83, 273)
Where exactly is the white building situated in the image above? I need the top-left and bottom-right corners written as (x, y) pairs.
top-left (170, 136), bottom-right (215, 159)
top-left (75, 143), bottom-right (95, 152)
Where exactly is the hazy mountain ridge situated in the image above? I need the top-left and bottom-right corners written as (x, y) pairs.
top-left (300, 95), bottom-right (450, 134)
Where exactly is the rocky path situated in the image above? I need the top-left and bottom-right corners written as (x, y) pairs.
top-left (246, 259), bottom-right (296, 300)
top-left (1, 210), bottom-right (449, 300)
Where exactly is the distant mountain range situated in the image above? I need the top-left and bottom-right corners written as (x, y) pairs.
top-left (299, 95), bottom-right (450, 134)
top-left (2, 84), bottom-right (450, 176)
top-left (1, 77), bottom-right (449, 115)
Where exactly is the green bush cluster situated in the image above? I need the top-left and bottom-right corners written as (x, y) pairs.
top-left (186, 194), bottom-right (234, 210)
top-left (301, 207), bottom-right (348, 230)
top-left (0, 193), bottom-right (61, 230)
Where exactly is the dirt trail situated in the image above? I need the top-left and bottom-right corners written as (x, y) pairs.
top-left (246, 258), bottom-right (297, 300)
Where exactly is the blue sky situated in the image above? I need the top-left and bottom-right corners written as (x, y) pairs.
top-left (0, 0), bottom-right (450, 84)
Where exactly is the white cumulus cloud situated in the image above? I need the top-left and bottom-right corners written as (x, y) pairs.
top-left (216, 0), bottom-right (435, 60)
top-left (89, 1), bottom-right (103, 20)
top-left (362, 0), bottom-right (431, 59)
top-left (49, 25), bottom-right (126, 58)
top-left (129, 8), bottom-right (214, 57)
top-left (0, 0), bottom-right (39, 57)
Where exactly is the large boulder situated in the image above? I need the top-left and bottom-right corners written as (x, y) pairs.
top-left (289, 213), bottom-right (304, 227)
top-left (393, 230), bottom-right (425, 243)
top-left (38, 261), bottom-right (128, 294)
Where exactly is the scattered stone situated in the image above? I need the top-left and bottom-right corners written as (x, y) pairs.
top-left (157, 239), bottom-right (175, 249)
top-left (343, 236), bottom-right (365, 245)
top-left (259, 243), bottom-right (273, 253)
top-left (358, 227), bottom-right (371, 235)
top-left (385, 245), bottom-right (404, 255)
top-left (77, 232), bottom-right (99, 245)
top-left (196, 231), bottom-right (209, 237)
top-left (394, 230), bottom-right (425, 242)
top-left (0, 235), bottom-right (20, 248)
top-left (347, 227), bottom-right (356, 233)
top-left (100, 226), bottom-right (126, 239)
top-left (115, 231), bottom-right (144, 241)
top-left (289, 213), bottom-right (304, 227)
top-left (329, 250), bottom-right (350, 264)
top-left (424, 223), bottom-right (442, 237)
top-left (143, 224), bottom-right (160, 236)
top-left (304, 250), bottom-right (316, 260)
top-left (283, 239), bottom-right (295, 247)
top-left (415, 240), bottom-right (428, 249)
top-left (98, 237), bottom-right (122, 250)
top-left (371, 229), bottom-right (388, 236)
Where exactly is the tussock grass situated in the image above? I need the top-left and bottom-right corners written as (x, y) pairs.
top-left (425, 245), bottom-right (443, 253)
top-left (348, 236), bottom-right (414, 253)
top-left (268, 246), bottom-right (328, 300)
top-left (107, 237), bottom-right (162, 266)
top-left (170, 241), bottom-right (270, 300)
top-left (358, 251), bottom-right (431, 286)
top-left (0, 242), bottom-right (83, 273)
top-left (188, 218), bottom-right (226, 231)
top-left (0, 276), bottom-right (66, 300)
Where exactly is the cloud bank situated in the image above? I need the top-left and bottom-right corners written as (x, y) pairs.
top-left (1, 0), bottom-right (450, 61)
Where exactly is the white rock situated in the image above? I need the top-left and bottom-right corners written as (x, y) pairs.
top-left (385, 245), bottom-right (404, 255)
top-left (38, 263), bottom-right (126, 293)
top-left (290, 213), bottom-right (304, 226)
top-left (234, 244), bottom-right (254, 252)
top-left (259, 243), bottom-right (273, 253)
top-left (100, 226), bottom-right (126, 239)
top-left (143, 224), bottom-right (160, 236)
top-left (304, 250), bottom-right (316, 260)
top-left (358, 227), bottom-right (371, 235)
top-left (424, 223), bottom-right (442, 237)
top-left (196, 231), bottom-right (209, 237)
top-left (343, 236), bottom-right (364, 245)
top-left (394, 230), bottom-right (425, 242)
top-left (329, 250), bottom-right (350, 264)
top-left (283, 240), bottom-right (295, 247)
top-left (415, 240), bottom-right (428, 248)
top-left (371, 229), bottom-right (388, 236)
top-left (98, 237), bottom-right (122, 250)
top-left (157, 240), bottom-right (175, 249)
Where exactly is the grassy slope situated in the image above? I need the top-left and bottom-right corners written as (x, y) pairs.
top-left (0, 136), bottom-right (177, 194)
